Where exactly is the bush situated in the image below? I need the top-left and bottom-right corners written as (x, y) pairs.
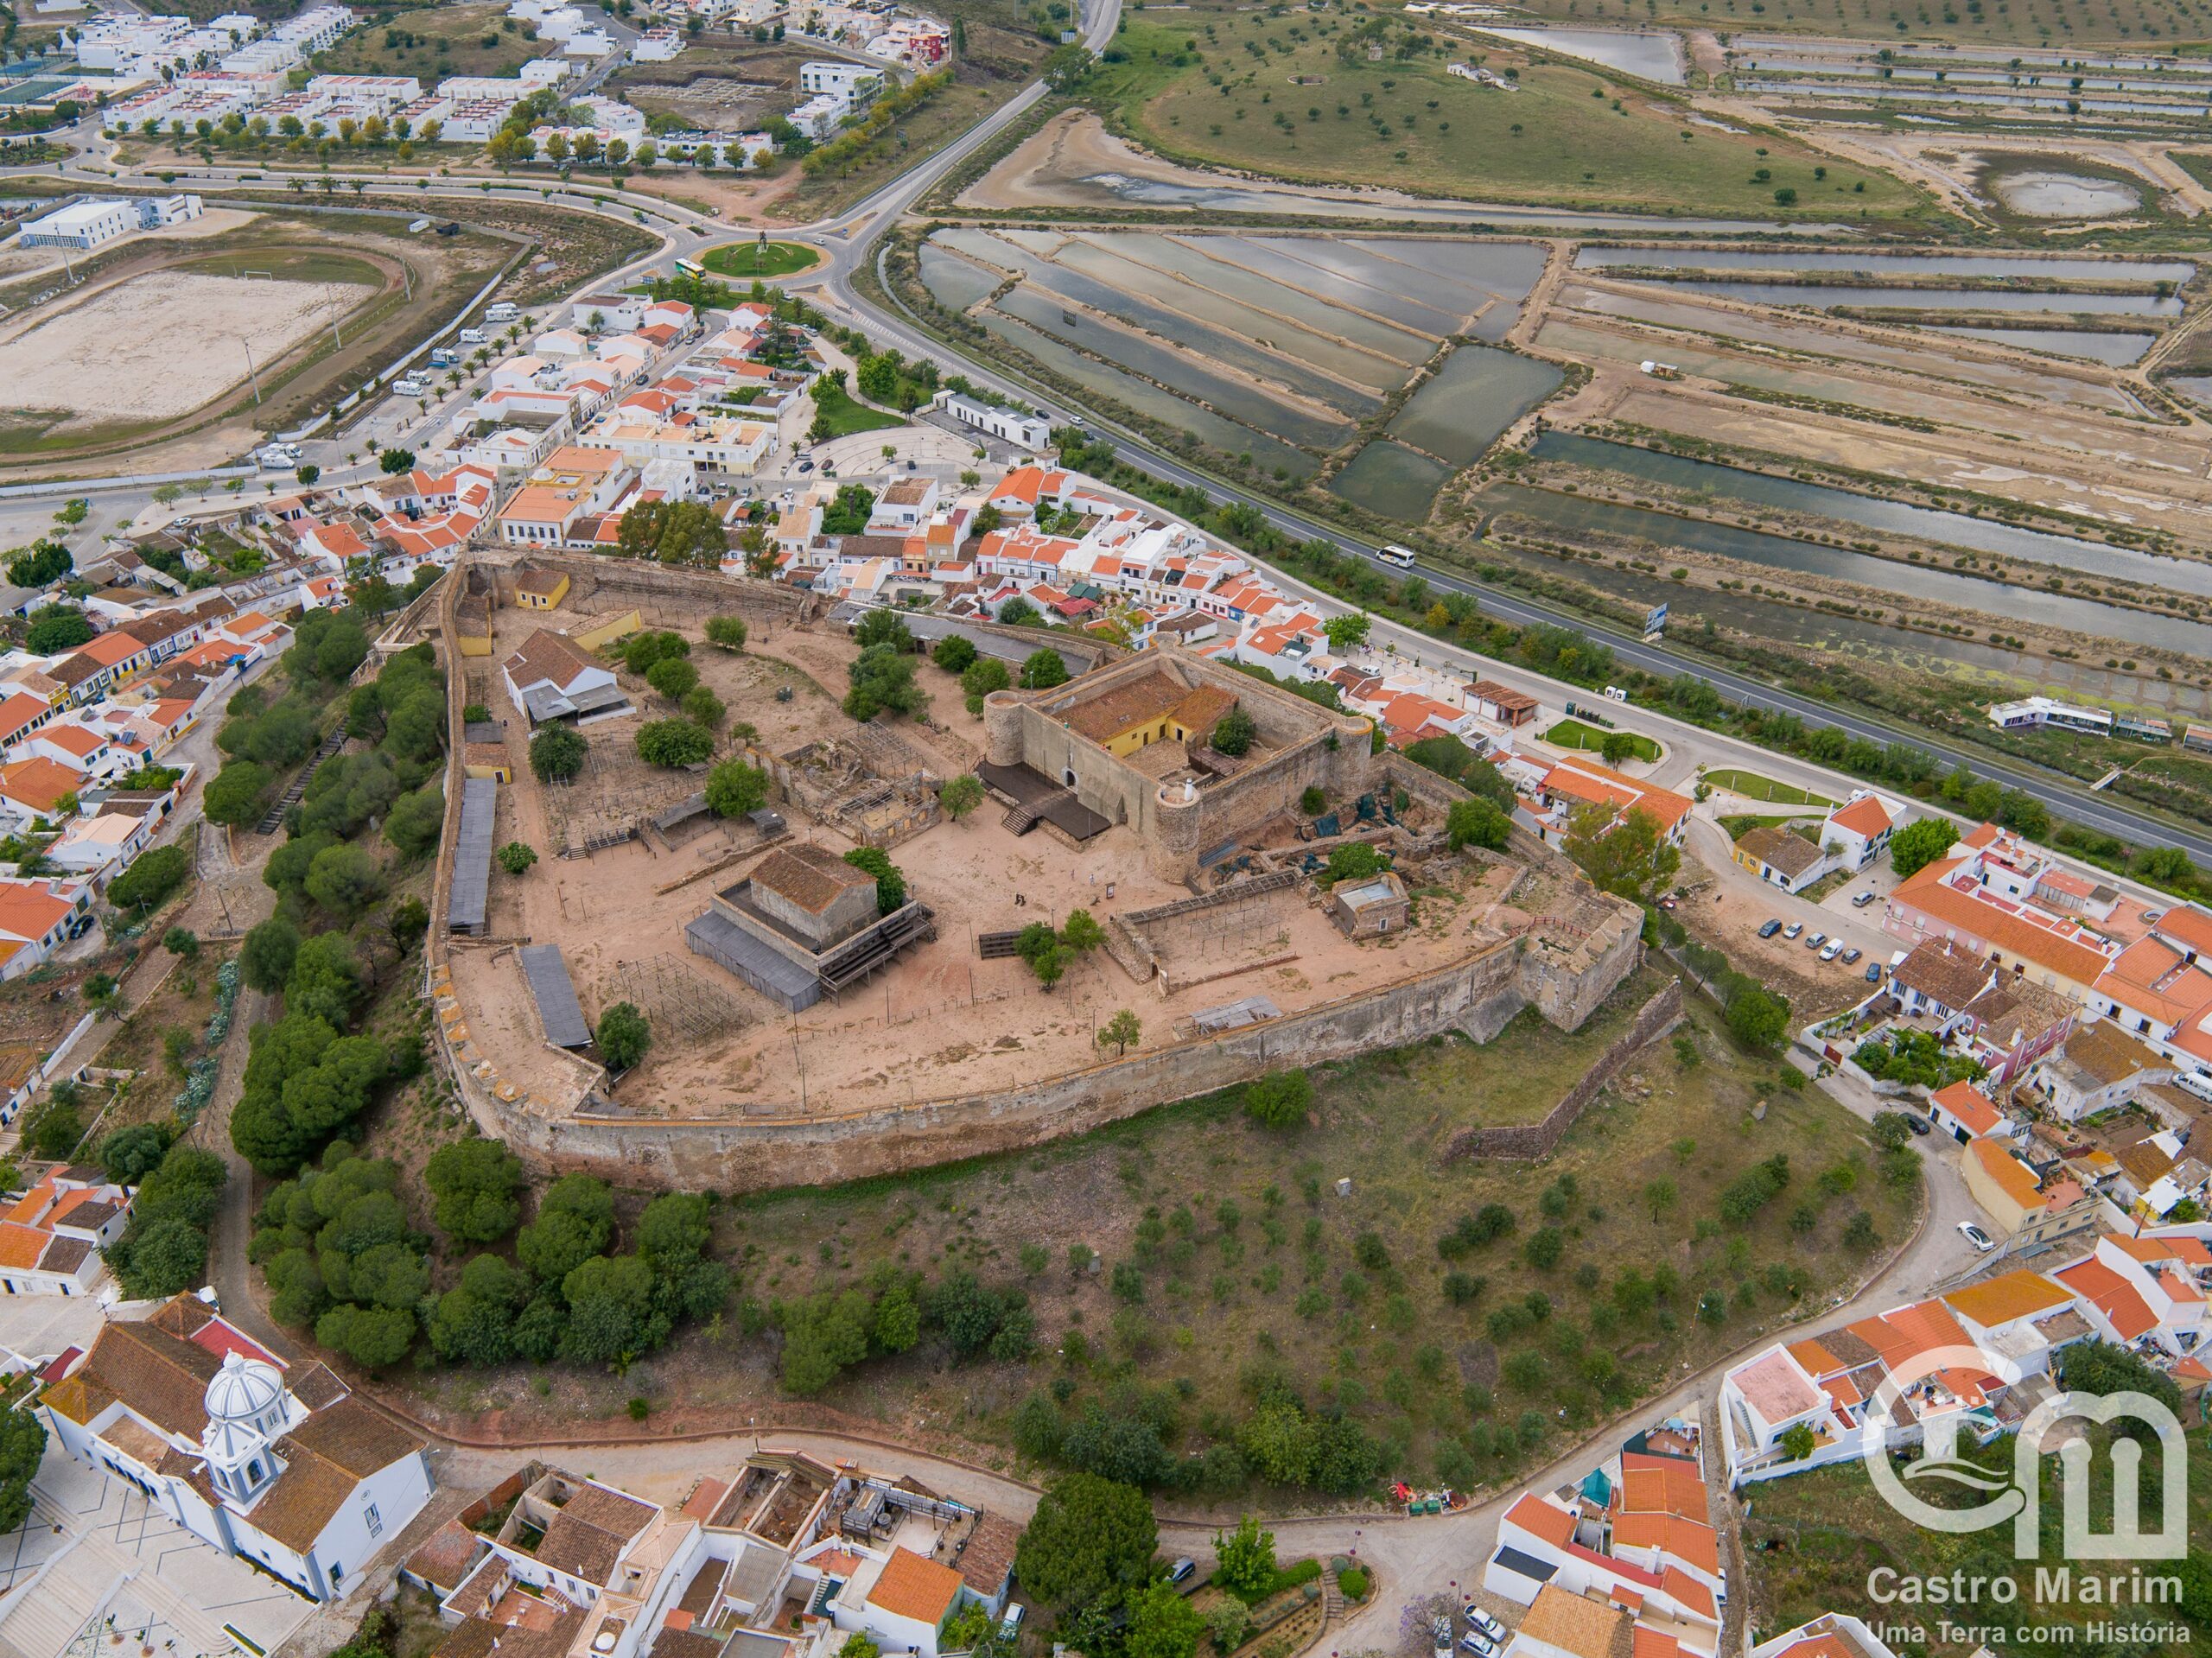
top-left (531, 723), bottom-right (588, 783)
top-left (705, 613), bottom-right (747, 651)
top-left (1338, 1566), bottom-right (1370, 1601)
top-left (106, 845), bottom-right (189, 914)
top-left (1719, 1154), bottom-right (1792, 1224)
top-left (1211, 706), bottom-right (1256, 757)
top-left (1243, 1070), bottom-right (1311, 1129)
top-left (598, 1001), bottom-right (651, 1070)
top-left (498, 841), bottom-right (538, 876)
top-left (934, 635), bottom-right (977, 674)
top-left (637, 719), bottom-right (715, 767)
top-left (1020, 648), bottom-right (1069, 689)
top-left (705, 760), bottom-right (769, 818)
top-left (842, 846), bottom-right (906, 913)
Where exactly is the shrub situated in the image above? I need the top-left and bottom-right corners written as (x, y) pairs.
top-left (531, 723), bottom-right (588, 783)
top-left (1211, 706), bottom-right (1256, 756)
top-left (597, 1001), bottom-right (651, 1070)
top-left (705, 613), bottom-right (747, 651)
top-left (106, 846), bottom-right (189, 914)
top-left (636, 719), bottom-right (715, 768)
top-left (1243, 1070), bottom-right (1311, 1129)
top-left (498, 842), bottom-right (537, 875)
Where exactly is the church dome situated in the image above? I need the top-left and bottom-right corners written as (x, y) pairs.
top-left (205, 1350), bottom-right (283, 1425)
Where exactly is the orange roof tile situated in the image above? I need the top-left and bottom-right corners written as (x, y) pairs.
top-left (867, 1547), bottom-right (963, 1625)
top-left (0, 757), bottom-right (81, 815)
top-left (1610, 1511), bottom-right (1719, 1575)
top-left (1966, 1137), bottom-right (2045, 1211)
top-left (2056, 1258), bottom-right (2158, 1341)
top-left (1503, 1492), bottom-right (1576, 1548)
top-left (1942, 1269), bottom-right (2075, 1330)
top-left (1930, 1080), bottom-right (2002, 1136)
top-left (1827, 794), bottom-right (1892, 837)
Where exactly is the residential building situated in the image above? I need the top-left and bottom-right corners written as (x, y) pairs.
top-left (40, 1293), bottom-right (434, 1602)
top-left (1961, 1136), bottom-right (2094, 1236)
top-left (0, 876), bottom-right (92, 981)
top-left (497, 446), bottom-right (633, 546)
top-left (502, 627), bottom-right (625, 725)
top-left (0, 1169), bottom-right (130, 1297)
top-left (1752, 1612), bottom-right (1903, 1658)
top-left (1732, 824), bottom-right (1831, 895)
top-left (1885, 937), bottom-right (1996, 1028)
top-left (1821, 791), bottom-right (1897, 869)
top-left (1925, 1079), bottom-right (2009, 1145)
top-left (2030, 1018), bottom-right (2173, 1121)
top-left (798, 60), bottom-right (880, 100)
top-left (1524, 755), bottom-right (1693, 849)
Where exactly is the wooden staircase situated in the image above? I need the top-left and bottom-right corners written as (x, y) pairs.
top-left (1002, 786), bottom-right (1076, 835)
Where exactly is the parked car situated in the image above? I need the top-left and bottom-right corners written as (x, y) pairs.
top-left (1864, 961), bottom-right (1883, 983)
top-left (1783, 921), bottom-right (1803, 939)
top-left (1958, 1222), bottom-right (1996, 1253)
top-left (1841, 947), bottom-right (1862, 965)
top-left (1804, 931), bottom-right (1827, 950)
top-left (796, 460), bottom-right (816, 473)
top-left (1818, 940), bottom-right (1841, 962)
top-left (1758, 918), bottom-right (1783, 939)
top-left (1463, 1608), bottom-right (1506, 1642)
top-left (1904, 1113), bottom-right (1932, 1136)
top-left (1001, 1605), bottom-right (1027, 1640)
top-left (1167, 1560), bottom-right (1197, 1585)
top-left (1433, 1618), bottom-right (1453, 1658)
top-left (1460, 1633), bottom-right (1499, 1658)
top-left (1852, 891), bottom-right (1878, 908)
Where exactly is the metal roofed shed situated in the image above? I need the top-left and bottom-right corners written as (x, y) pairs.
top-left (686, 909), bottom-right (824, 1013)
top-left (519, 944), bottom-right (594, 1049)
top-left (1191, 995), bottom-right (1281, 1034)
top-left (448, 777), bottom-right (497, 934)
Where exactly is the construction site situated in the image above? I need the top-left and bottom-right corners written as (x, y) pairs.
top-left (426, 555), bottom-right (1645, 1191)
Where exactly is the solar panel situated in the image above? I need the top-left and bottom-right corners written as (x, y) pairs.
top-left (518, 944), bottom-right (593, 1049)
top-left (448, 777), bottom-right (497, 932)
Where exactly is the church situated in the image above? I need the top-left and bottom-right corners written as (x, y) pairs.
top-left (37, 1293), bottom-right (433, 1603)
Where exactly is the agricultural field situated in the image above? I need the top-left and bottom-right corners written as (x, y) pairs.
top-left (314, 3), bottom-right (546, 83)
top-left (1080, 8), bottom-right (1926, 220)
top-left (1497, 0), bottom-right (2212, 43)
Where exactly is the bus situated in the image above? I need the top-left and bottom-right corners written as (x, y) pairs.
top-left (1378, 543), bottom-right (1417, 569)
top-left (674, 257), bottom-right (707, 279)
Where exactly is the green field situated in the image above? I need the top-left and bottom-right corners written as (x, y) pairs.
top-left (1703, 768), bottom-right (1835, 806)
top-left (809, 378), bottom-right (905, 439)
top-left (702, 240), bottom-right (822, 280)
top-left (1082, 8), bottom-right (1929, 221)
top-left (315, 2), bottom-right (544, 82)
top-left (1720, 811), bottom-right (1814, 841)
top-left (1544, 717), bottom-right (1659, 761)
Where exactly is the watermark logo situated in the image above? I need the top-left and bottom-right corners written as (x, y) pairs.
top-left (1859, 1339), bottom-right (2188, 1561)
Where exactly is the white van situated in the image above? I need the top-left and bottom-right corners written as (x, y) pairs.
top-left (2177, 1070), bottom-right (2212, 1105)
top-left (458, 327), bottom-right (487, 346)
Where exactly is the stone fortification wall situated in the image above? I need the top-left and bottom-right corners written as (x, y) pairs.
top-left (1442, 979), bottom-right (1684, 1163)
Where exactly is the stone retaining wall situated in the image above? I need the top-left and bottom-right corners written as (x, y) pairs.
top-left (1441, 978), bottom-right (1684, 1163)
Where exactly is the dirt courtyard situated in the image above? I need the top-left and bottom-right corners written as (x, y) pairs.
top-left (447, 609), bottom-right (1545, 1123)
top-left (0, 268), bottom-right (370, 425)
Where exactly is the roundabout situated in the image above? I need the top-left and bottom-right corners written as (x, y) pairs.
top-left (698, 238), bottom-right (823, 281)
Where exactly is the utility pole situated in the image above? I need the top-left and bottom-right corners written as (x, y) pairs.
top-left (241, 337), bottom-right (261, 404)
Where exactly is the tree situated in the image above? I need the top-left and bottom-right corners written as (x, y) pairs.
top-left (1643, 1177), bottom-right (1677, 1223)
top-left (1599, 730), bottom-right (1639, 767)
top-left (517, 1172), bottom-right (615, 1283)
top-left (1126, 1579), bottom-right (1205, 1658)
top-left (1889, 816), bottom-right (1961, 879)
top-left (1779, 1421), bottom-right (1816, 1460)
top-left (99, 1122), bottom-right (175, 1183)
top-left (498, 841), bottom-right (538, 876)
top-left (1724, 983), bottom-right (1792, 1053)
top-left (855, 608), bottom-right (913, 651)
top-left (287, 932), bottom-right (365, 1027)
top-left (305, 843), bottom-right (385, 918)
top-left (934, 635), bottom-right (977, 675)
top-left (1446, 797), bottom-right (1510, 853)
top-left (383, 784), bottom-right (444, 858)
top-left (296, 464), bottom-right (321, 488)
top-left (706, 613), bottom-right (747, 651)
top-left (597, 1001), bottom-right (651, 1070)
top-left (531, 723), bottom-right (588, 783)
top-left (1014, 1473), bottom-right (1157, 1616)
top-left (1323, 613), bottom-right (1370, 652)
top-left (704, 760), bottom-right (769, 818)
top-left (1243, 1069), bottom-right (1311, 1130)
top-left (646, 657), bottom-right (699, 702)
top-left (0, 1410), bottom-right (45, 1535)
top-left (1210, 706), bottom-right (1256, 757)
top-left (1212, 1515), bottom-right (1277, 1601)
top-left (1563, 803), bottom-right (1679, 904)
top-left (940, 772), bottom-right (983, 823)
top-left (843, 847), bottom-right (906, 914)
top-left (1871, 1110), bottom-right (1915, 1152)
top-left (389, 896), bottom-right (429, 950)
top-left (25, 607), bottom-right (93, 653)
top-left (240, 915), bottom-right (301, 992)
top-left (1099, 1009), bottom-right (1141, 1055)
top-left (845, 645), bottom-right (926, 722)
top-left (1041, 41), bottom-right (1096, 91)
top-left (636, 719), bottom-right (715, 768)
top-left (378, 447), bottom-right (416, 474)
top-left (107, 845), bottom-right (189, 914)
top-left (162, 925), bottom-right (200, 960)
top-left (821, 484), bottom-right (876, 536)
top-left (315, 1302), bottom-right (414, 1368)
top-left (561, 1253), bottom-right (667, 1367)
top-left (1020, 648), bottom-right (1069, 689)
top-left (426, 1139), bottom-right (525, 1242)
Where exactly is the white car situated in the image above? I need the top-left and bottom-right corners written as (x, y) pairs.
top-left (1463, 1607), bottom-right (1506, 1642)
top-left (1818, 940), bottom-right (1841, 962)
top-left (1460, 1633), bottom-right (1498, 1658)
top-left (1958, 1222), bottom-right (1996, 1253)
